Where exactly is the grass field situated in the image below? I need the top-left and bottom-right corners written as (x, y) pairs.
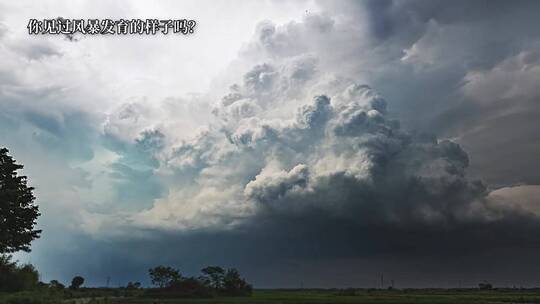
top-left (110, 289), bottom-right (540, 304)
top-left (4, 289), bottom-right (540, 304)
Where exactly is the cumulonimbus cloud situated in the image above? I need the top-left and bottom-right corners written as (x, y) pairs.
top-left (4, 0), bottom-right (540, 286)
top-left (126, 53), bottom-right (532, 244)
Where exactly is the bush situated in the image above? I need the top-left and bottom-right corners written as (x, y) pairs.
top-left (144, 277), bottom-right (213, 298)
top-left (0, 256), bottom-right (39, 292)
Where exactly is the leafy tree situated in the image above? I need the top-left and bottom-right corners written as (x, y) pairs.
top-left (148, 265), bottom-right (182, 288)
top-left (0, 148), bottom-right (41, 253)
top-left (222, 268), bottom-right (252, 296)
top-left (70, 276), bottom-right (85, 289)
top-left (200, 266), bottom-right (225, 289)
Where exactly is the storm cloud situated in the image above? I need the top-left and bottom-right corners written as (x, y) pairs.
top-left (1, 0), bottom-right (540, 288)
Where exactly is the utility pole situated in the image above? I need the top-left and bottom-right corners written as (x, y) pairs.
top-left (380, 274), bottom-right (384, 289)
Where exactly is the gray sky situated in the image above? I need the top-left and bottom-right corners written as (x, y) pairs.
top-left (2, 0), bottom-right (540, 288)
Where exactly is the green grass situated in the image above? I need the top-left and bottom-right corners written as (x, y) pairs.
top-left (3, 289), bottom-right (540, 304)
top-left (0, 288), bottom-right (140, 304)
top-left (109, 289), bottom-right (540, 304)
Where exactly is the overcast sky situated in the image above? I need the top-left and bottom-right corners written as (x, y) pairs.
top-left (2, 0), bottom-right (540, 288)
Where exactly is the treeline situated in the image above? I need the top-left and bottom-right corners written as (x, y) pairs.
top-left (145, 265), bottom-right (252, 298)
top-left (0, 255), bottom-right (89, 293)
top-left (0, 255), bottom-right (251, 300)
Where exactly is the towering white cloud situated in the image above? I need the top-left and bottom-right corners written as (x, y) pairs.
top-left (2, 0), bottom-right (540, 287)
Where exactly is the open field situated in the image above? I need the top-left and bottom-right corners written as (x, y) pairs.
top-left (113, 289), bottom-right (540, 304)
top-left (85, 289), bottom-right (540, 304)
top-left (5, 289), bottom-right (540, 304)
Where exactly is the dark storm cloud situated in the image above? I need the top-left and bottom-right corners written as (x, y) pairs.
top-left (326, 0), bottom-right (540, 46)
top-left (40, 209), bottom-right (540, 287)
top-left (74, 4), bottom-right (540, 281)
top-left (3, 0), bottom-right (540, 288)
top-left (119, 59), bottom-right (538, 287)
top-left (310, 0), bottom-right (540, 187)
top-left (115, 5), bottom-right (540, 281)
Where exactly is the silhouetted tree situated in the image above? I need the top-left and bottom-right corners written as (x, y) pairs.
top-left (144, 265), bottom-right (252, 298)
top-left (200, 266), bottom-right (225, 289)
top-left (222, 268), bottom-right (252, 296)
top-left (148, 266), bottom-right (182, 288)
top-left (0, 148), bottom-right (41, 253)
top-left (70, 276), bottom-right (84, 289)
